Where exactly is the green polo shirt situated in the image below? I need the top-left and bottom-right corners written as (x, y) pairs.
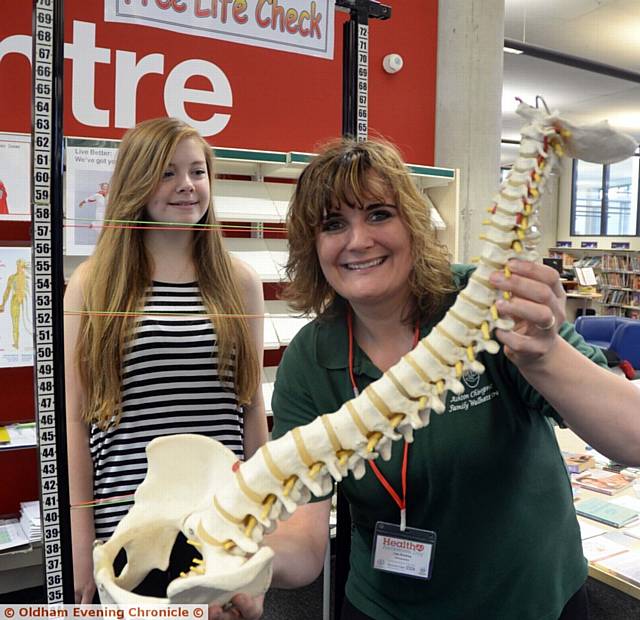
top-left (272, 265), bottom-right (607, 620)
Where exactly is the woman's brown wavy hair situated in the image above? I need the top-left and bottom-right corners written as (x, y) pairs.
top-left (76, 117), bottom-right (259, 429)
top-left (283, 137), bottom-right (455, 322)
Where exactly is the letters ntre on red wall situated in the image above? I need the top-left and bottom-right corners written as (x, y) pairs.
top-left (0, 0), bottom-right (438, 160)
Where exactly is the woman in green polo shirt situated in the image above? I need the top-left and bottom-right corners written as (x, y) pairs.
top-left (240, 138), bottom-right (640, 620)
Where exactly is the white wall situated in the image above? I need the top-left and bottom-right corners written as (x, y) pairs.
top-left (538, 173), bottom-right (561, 257)
top-left (435, 0), bottom-right (504, 263)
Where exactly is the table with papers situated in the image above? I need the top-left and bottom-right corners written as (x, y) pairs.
top-left (556, 428), bottom-right (640, 601)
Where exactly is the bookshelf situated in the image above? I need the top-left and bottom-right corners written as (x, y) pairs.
top-left (549, 248), bottom-right (640, 319)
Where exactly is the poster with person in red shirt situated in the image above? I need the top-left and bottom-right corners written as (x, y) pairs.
top-left (0, 180), bottom-right (8, 215)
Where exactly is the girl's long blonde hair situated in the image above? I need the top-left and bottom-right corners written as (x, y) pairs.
top-left (284, 137), bottom-right (455, 322)
top-left (77, 117), bottom-right (259, 429)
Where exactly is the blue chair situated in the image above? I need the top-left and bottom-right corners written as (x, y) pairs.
top-left (609, 321), bottom-right (640, 370)
top-left (574, 316), bottom-right (633, 349)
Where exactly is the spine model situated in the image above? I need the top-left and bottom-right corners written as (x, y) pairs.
top-left (92, 102), bottom-right (637, 606)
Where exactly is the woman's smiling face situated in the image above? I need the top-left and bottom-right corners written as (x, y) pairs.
top-left (315, 174), bottom-right (414, 310)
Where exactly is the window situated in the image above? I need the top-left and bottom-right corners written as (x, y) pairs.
top-left (607, 158), bottom-right (638, 235)
top-left (571, 156), bottom-right (640, 236)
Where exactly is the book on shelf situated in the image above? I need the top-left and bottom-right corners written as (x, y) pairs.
top-left (575, 497), bottom-right (639, 528)
top-left (574, 470), bottom-right (634, 495)
top-left (562, 452), bottom-right (596, 474)
top-left (549, 250), bottom-right (576, 269)
top-left (0, 423), bottom-right (37, 450)
top-left (577, 518), bottom-right (607, 540)
top-left (574, 255), bottom-right (601, 269)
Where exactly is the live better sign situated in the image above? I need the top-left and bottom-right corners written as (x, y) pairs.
top-left (105, 0), bottom-right (336, 59)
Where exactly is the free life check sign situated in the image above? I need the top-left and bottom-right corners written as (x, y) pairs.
top-left (105, 0), bottom-right (336, 59)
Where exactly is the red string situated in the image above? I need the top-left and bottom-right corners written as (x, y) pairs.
top-left (347, 307), bottom-right (420, 515)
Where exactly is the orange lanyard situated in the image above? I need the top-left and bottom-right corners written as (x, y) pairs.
top-left (347, 308), bottom-right (419, 531)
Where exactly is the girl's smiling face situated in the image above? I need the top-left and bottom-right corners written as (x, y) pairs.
top-left (146, 137), bottom-right (210, 225)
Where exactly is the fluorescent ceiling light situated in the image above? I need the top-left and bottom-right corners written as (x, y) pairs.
top-left (503, 46), bottom-right (524, 55)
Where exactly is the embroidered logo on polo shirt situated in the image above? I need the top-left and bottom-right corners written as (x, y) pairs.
top-left (447, 372), bottom-right (499, 413)
top-left (462, 369), bottom-right (480, 389)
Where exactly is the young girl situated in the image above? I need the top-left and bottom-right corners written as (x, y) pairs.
top-left (64, 117), bottom-right (268, 604)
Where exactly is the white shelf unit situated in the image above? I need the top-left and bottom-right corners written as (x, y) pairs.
top-left (223, 237), bottom-right (287, 283)
top-left (214, 180), bottom-right (288, 223)
top-left (213, 149), bottom-right (458, 228)
top-left (266, 300), bottom-right (313, 347)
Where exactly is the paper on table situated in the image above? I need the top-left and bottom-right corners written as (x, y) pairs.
top-left (623, 524), bottom-right (640, 540)
top-left (582, 535), bottom-right (629, 562)
top-left (577, 518), bottom-right (607, 540)
top-left (598, 550), bottom-right (640, 586)
top-left (610, 496), bottom-right (640, 512)
top-left (0, 519), bottom-right (30, 552)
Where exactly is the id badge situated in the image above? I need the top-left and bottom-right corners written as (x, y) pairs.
top-left (372, 521), bottom-right (436, 580)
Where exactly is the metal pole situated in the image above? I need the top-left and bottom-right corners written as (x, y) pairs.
top-left (334, 3), bottom-right (390, 614)
top-left (31, 0), bottom-right (73, 604)
top-left (504, 37), bottom-right (640, 84)
top-left (338, 0), bottom-right (389, 141)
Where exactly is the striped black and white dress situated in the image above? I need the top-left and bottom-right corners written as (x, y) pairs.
top-left (89, 282), bottom-right (244, 540)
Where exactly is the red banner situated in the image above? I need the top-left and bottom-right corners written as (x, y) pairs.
top-left (0, 1), bottom-right (437, 161)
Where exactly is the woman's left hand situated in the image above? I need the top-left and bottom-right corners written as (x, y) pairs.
top-left (489, 259), bottom-right (566, 368)
top-left (208, 594), bottom-right (265, 620)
